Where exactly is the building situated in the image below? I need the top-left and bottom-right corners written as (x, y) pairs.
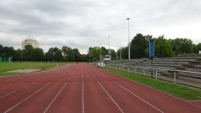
top-left (21, 39), bottom-right (39, 49)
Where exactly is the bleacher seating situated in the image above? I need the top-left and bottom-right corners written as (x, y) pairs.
top-left (105, 57), bottom-right (201, 88)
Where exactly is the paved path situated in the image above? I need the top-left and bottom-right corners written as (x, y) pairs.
top-left (0, 63), bottom-right (201, 113)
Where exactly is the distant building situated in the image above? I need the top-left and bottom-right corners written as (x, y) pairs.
top-left (21, 39), bottom-right (39, 49)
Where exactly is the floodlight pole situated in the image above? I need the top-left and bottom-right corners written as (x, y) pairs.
top-left (126, 18), bottom-right (130, 60)
top-left (100, 44), bottom-right (102, 61)
top-left (108, 37), bottom-right (110, 55)
top-left (120, 43), bottom-right (122, 60)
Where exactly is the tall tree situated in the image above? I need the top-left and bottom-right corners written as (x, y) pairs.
top-left (23, 45), bottom-right (34, 61)
top-left (45, 47), bottom-right (63, 61)
top-left (0, 44), bottom-right (3, 57)
top-left (62, 46), bottom-right (74, 61)
top-left (170, 38), bottom-right (193, 54)
top-left (101, 47), bottom-right (108, 56)
top-left (45, 47), bottom-right (54, 61)
top-left (13, 49), bottom-right (23, 61)
top-left (32, 48), bottom-right (44, 61)
top-left (109, 49), bottom-right (116, 60)
top-left (130, 33), bottom-right (147, 58)
top-left (2, 46), bottom-right (15, 58)
top-left (155, 36), bottom-right (174, 57)
top-left (121, 47), bottom-right (128, 59)
top-left (53, 47), bottom-right (63, 61)
top-left (72, 48), bottom-right (80, 61)
top-left (88, 47), bottom-right (101, 61)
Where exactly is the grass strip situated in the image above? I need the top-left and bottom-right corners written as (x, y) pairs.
top-left (0, 62), bottom-right (68, 76)
top-left (102, 67), bottom-right (201, 100)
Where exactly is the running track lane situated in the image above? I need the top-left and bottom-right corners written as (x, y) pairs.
top-left (0, 63), bottom-right (200, 113)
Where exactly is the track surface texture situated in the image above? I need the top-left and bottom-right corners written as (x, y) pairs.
top-left (0, 63), bottom-right (201, 113)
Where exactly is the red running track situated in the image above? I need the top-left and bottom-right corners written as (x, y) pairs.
top-left (0, 63), bottom-right (201, 113)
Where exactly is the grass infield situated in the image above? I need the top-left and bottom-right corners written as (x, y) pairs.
top-left (102, 67), bottom-right (201, 100)
top-left (0, 62), bottom-right (67, 76)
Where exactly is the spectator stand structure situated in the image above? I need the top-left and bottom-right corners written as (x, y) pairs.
top-left (105, 57), bottom-right (201, 89)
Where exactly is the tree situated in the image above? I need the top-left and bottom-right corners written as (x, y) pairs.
top-left (32, 48), bottom-right (44, 61)
top-left (130, 33), bottom-right (148, 58)
top-left (109, 49), bottom-right (116, 60)
top-left (120, 47), bottom-right (128, 59)
top-left (2, 46), bottom-right (15, 58)
top-left (0, 44), bottom-right (3, 57)
top-left (62, 46), bottom-right (74, 61)
top-left (170, 38), bottom-right (193, 54)
top-left (22, 45), bottom-right (34, 61)
top-left (88, 46), bottom-right (101, 61)
top-left (13, 49), bottom-right (23, 61)
top-left (72, 48), bottom-right (80, 61)
top-left (45, 47), bottom-right (63, 61)
top-left (193, 43), bottom-right (201, 54)
top-left (45, 47), bottom-right (54, 61)
top-left (53, 47), bottom-right (63, 61)
top-left (80, 54), bottom-right (89, 62)
top-left (101, 47), bottom-right (108, 56)
top-left (155, 36), bottom-right (174, 57)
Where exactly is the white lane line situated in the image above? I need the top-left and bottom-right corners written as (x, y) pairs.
top-left (43, 65), bottom-right (79, 113)
top-left (92, 68), bottom-right (164, 113)
top-left (82, 73), bottom-right (85, 113)
top-left (114, 82), bottom-right (164, 113)
top-left (0, 66), bottom-right (69, 100)
top-left (0, 90), bottom-right (17, 99)
top-left (4, 83), bottom-right (49, 113)
top-left (43, 82), bottom-right (68, 113)
top-left (88, 69), bottom-right (124, 113)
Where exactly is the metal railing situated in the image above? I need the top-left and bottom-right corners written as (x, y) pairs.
top-left (107, 65), bottom-right (201, 89)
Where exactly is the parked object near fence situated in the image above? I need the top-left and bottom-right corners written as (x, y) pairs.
top-left (106, 57), bottom-right (201, 89)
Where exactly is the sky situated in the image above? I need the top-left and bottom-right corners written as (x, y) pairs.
top-left (0, 0), bottom-right (201, 54)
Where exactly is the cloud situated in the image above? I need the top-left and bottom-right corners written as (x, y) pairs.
top-left (0, 0), bottom-right (201, 53)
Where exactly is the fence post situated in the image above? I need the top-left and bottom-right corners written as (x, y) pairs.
top-left (143, 68), bottom-right (145, 76)
top-left (128, 67), bottom-right (130, 73)
top-left (155, 68), bottom-right (158, 80)
top-left (134, 67), bottom-right (136, 74)
top-left (174, 70), bottom-right (177, 83)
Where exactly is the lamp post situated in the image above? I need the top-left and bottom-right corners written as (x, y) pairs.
top-left (100, 44), bottom-right (102, 61)
top-left (126, 18), bottom-right (130, 60)
top-left (120, 43), bottom-right (122, 60)
top-left (108, 37), bottom-right (110, 55)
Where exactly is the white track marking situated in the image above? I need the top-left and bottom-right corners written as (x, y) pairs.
top-left (1, 65), bottom-right (72, 100)
top-left (82, 73), bottom-right (85, 113)
top-left (4, 84), bottom-right (49, 113)
top-left (92, 67), bottom-right (164, 113)
top-left (43, 82), bottom-right (68, 113)
top-left (43, 65), bottom-right (79, 113)
top-left (0, 90), bottom-right (17, 99)
top-left (88, 69), bottom-right (124, 113)
top-left (114, 81), bottom-right (164, 113)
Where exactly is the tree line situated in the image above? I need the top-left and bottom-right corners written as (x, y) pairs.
top-left (1, 33), bottom-right (201, 62)
top-left (117, 33), bottom-right (201, 59)
top-left (0, 44), bottom-right (85, 62)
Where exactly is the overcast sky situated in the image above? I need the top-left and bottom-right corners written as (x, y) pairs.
top-left (0, 0), bottom-right (201, 54)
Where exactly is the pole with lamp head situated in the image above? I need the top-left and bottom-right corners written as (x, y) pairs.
top-left (126, 18), bottom-right (130, 60)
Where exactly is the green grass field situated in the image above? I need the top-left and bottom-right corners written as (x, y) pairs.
top-left (0, 62), bottom-right (67, 76)
top-left (102, 67), bottom-right (201, 100)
